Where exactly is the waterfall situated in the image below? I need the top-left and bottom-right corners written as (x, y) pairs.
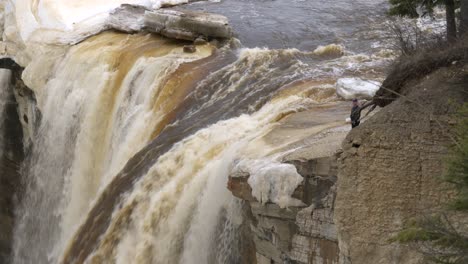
top-left (12, 32), bottom-right (214, 263)
top-left (11, 31), bottom-right (324, 263)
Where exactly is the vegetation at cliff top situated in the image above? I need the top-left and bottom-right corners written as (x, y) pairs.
top-left (394, 103), bottom-right (468, 264)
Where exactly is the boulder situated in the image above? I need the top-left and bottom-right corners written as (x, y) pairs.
top-left (336, 77), bottom-right (380, 100)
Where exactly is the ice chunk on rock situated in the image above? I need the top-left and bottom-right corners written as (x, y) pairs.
top-left (336, 77), bottom-right (380, 100)
top-left (234, 159), bottom-right (305, 208)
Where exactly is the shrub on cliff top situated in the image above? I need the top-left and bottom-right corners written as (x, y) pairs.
top-left (374, 39), bottom-right (468, 107)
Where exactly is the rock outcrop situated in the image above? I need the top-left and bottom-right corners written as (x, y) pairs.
top-left (229, 157), bottom-right (340, 264)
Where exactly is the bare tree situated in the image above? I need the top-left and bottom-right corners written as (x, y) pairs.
top-left (446, 0), bottom-right (457, 42)
top-left (460, 0), bottom-right (468, 36)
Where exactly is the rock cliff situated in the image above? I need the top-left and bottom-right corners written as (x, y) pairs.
top-left (335, 64), bottom-right (468, 264)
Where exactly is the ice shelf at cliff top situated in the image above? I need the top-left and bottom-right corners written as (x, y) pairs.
top-left (14, 0), bottom-right (232, 44)
top-left (336, 77), bottom-right (381, 100)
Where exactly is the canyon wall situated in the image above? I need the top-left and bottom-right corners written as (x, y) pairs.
top-left (335, 65), bottom-right (468, 264)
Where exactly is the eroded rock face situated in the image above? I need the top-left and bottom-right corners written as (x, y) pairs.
top-left (335, 66), bottom-right (468, 264)
top-left (228, 157), bottom-right (340, 264)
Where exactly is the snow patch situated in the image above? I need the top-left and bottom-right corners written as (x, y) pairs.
top-left (234, 159), bottom-right (305, 208)
top-left (336, 77), bottom-right (380, 100)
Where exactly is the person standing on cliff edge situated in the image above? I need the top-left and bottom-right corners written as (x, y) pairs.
top-left (350, 99), bottom-right (376, 128)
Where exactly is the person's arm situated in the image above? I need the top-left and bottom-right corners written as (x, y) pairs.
top-left (360, 101), bottom-right (374, 111)
top-left (359, 102), bottom-right (377, 121)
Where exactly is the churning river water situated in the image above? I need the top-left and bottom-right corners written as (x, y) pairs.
top-left (186, 0), bottom-right (389, 52)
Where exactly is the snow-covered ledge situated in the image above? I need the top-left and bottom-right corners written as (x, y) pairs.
top-left (10, 0), bottom-right (232, 45)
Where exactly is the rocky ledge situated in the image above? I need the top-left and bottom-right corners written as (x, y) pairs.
top-left (228, 156), bottom-right (340, 264)
top-left (107, 4), bottom-right (233, 42)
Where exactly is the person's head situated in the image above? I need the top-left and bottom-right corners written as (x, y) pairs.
top-left (352, 98), bottom-right (358, 106)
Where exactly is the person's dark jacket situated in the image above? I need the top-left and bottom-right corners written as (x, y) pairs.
top-left (350, 105), bottom-right (361, 125)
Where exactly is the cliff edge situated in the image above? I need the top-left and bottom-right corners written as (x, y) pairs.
top-left (227, 51), bottom-right (468, 263)
top-left (336, 61), bottom-right (468, 263)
